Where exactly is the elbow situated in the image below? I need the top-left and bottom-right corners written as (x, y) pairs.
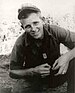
top-left (9, 70), bottom-right (24, 79)
top-left (9, 70), bottom-right (19, 79)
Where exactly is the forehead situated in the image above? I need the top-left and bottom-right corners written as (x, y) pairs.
top-left (20, 13), bottom-right (41, 25)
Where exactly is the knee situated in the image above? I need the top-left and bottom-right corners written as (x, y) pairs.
top-left (12, 79), bottom-right (31, 93)
top-left (67, 58), bottom-right (75, 74)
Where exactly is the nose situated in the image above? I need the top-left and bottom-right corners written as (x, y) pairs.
top-left (31, 24), bottom-right (36, 32)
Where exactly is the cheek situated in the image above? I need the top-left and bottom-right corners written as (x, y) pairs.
top-left (40, 25), bottom-right (43, 31)
top-left (25, 28), bottom-right (31, 33)
top-left (37, 23), bottom-right (43, 29)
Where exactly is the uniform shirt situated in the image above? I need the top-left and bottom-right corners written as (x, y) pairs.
top-left (10, 25), bottom-right (75, 70)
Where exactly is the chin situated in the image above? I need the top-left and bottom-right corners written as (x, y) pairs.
top-left (34, 37), bottom-right (40, 39)
top-left (34, 36), bottom-right (42, 39)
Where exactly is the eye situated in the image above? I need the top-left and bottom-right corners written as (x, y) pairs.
top-left (33, 22), bottom-right (39, 25)
top-left (25, 25), bottom-right (31, 29)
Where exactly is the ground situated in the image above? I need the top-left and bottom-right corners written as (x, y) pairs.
top-left (0, 55), bottom-right (67, 93)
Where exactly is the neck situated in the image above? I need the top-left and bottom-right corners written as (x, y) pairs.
top-left (35, 40), bottom-right (42, 47)
top-left (35, 36), bottom-right (44, 47)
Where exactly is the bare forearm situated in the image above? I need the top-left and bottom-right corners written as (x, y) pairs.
top-left (9, 68), bottom-right (34, 79)
top-left (9, 63), bottom-right (51, 79)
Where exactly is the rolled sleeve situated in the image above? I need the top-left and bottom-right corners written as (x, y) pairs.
top-left (10, 41), bottom-right (25, 70)
top-left (50, 25), bottom-right (75, 49)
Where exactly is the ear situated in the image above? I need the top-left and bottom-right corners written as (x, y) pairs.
top-left (41, 17), bottom-right (46, 25)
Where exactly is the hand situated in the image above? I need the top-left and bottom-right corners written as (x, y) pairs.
top-left (52, 53), bottom-right (70, 76)
top-left (34, 63), bottom-right (51, 78)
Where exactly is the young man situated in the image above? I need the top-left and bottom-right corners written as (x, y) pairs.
top-left (9, 4), bottom-right (75, 93)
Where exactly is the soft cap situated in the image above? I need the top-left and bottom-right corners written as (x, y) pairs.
top-left (18, 3), bottom-right (41, 20)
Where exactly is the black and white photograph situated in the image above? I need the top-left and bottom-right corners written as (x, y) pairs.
top-left (0, 0), bottom-right (75, 93)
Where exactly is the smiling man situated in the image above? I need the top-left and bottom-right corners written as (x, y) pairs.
top-left (9, 4), bottom-right (75, 93)
top-left (20, 13), bottom-right (44, 39)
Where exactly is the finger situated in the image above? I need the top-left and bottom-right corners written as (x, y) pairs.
top-left (52, 60), bottom-right (58, 69)
top-left (55, 66), bottom-right (64, 76)
top-left (40, 70), bottom-right (50, 74)
top-left (41, 63), bottom-right (49, 67)
top-left (43, 63), bottom-right (51, 69)
top-left (44, 67), bottom-right (50, 71)
top-left (44, 65), bottom-right (51, 69)
top-left (41, 71), bottom-right (50, 75)
top-left (62, 70), bottom-right (66, 74)
top-left (41, 73), bottom-right (50, 77)
top-left (53, 65), bottom-right (59, 70)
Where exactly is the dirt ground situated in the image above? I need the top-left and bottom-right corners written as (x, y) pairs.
top-left (0, 55), bottom-right (67, 93)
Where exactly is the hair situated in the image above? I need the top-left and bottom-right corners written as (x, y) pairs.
top-left (19, 11), bottom-right (42, 29)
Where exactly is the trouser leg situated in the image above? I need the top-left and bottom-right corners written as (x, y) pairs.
top-left (49, 58), bottom-right (75, 93)
top-left (44, 58), bottom-right (75, 92)
top-left (51, 58), bottom-right (75, 93)
top-left (12, 79), bottom-right (31, 93)
top-left (67, 58), bottom-right (75, 93)
top-left (12, 77), bottom-right (44, 93)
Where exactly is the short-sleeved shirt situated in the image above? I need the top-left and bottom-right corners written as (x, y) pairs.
top-left (10, 25), bottom-right (75, 70)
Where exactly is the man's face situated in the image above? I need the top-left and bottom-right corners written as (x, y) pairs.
top-left (20, 13), bottom-right (44, 39)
